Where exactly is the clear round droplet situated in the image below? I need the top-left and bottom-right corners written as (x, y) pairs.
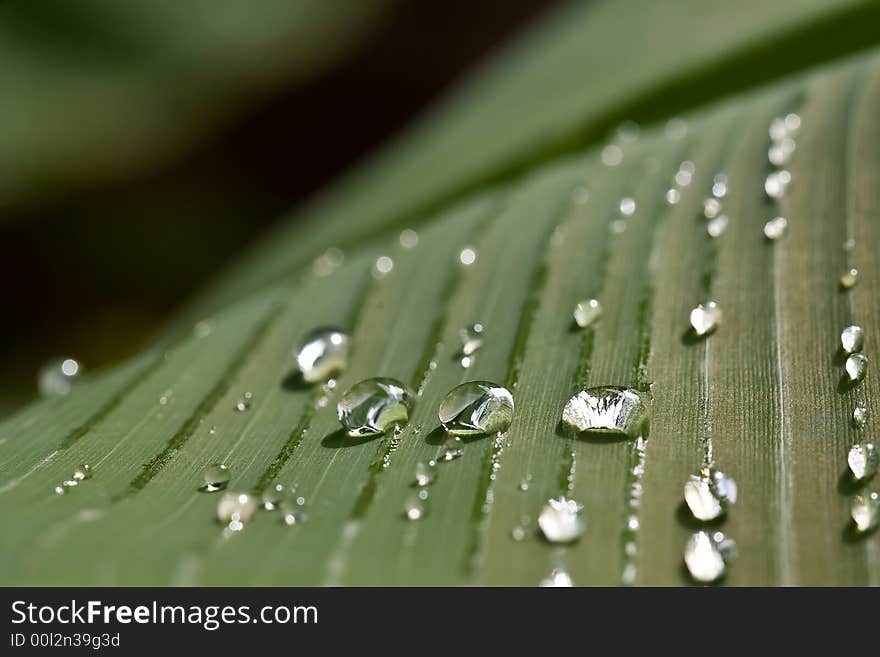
top-left (853, 405), bottom-right (869, 429)
top-left (538, 496), bottom-right (584, 543)
top-left (561, 386), bottom-right (647, 438)
top-left (840, 268), bottom-right (859, 289)
top-left (38, 358), bottom-right (83, 397)
top-left (203, 463), bottom-right (230, 492)
top-left (707, 215), bottom-right (728, 238)
top-left (414, 460), bottom-right (437, 487)
top-left (438, 381), bottom-right (514, 436)
top-left (440, 435), bottom-right (464, 461)
top-left (846, 353), bottom-right (868, 383)
top-left (539, 569), bottom-right (574, 587)
top-left (841, 325), bottom-right (864, 354)
top-left (848, 443), bottom-right (878, 482)
top-left (337, 377), bottom-right (413, 437)
top-left (851, 491), bottom-right (879, 533)
top-left (703, 197), bottom-right (722, 219)
top-left (684, 530), bottom-right (734, 583)
top-left (763, 216), bottom-right (788, 241)
top-left (684, 467), bottom-right (737, 521)
top-left (295, 327), bottom-right (351, 383)
top-left (690, 301), bottom-right (721, 336)
top-left (459, 247), bottom-right (477, 266)
top-left (216, 492), bottom-right (257, 528)
top-left (573, 299), bottom-right (602, 328)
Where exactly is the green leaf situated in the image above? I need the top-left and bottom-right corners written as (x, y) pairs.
top-left (2, 0), bottom-right (880, 585)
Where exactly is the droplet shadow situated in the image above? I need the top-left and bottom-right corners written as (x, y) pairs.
top-left (674, 501), bottom-right (726, 530)
top-left (837, 469), bottom-right (865, 495)
top-left (553, 419), bottom-right (650, 444)
top-left (681, 327), bottom-right (711, 346)
top-left (281, 371), bottom-right (312, 392)
top-left (841, 519), bottom-right (876, 543)
top-left (321, 428), bottom-right (384, 449)
top-left (679, 562), bottom-right (724, 587)
top-left (424, 425), bottom-right (487, 446)
top-left (832, 346), bottom-right (849, 367)
top-left (837, 373), bottom-right (859, 394)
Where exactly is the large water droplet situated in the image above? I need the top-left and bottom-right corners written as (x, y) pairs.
top-left (848, 443), bottom-right (878, 482)
top-left (684, 531), bottom-right (735, 583)
top-left (684, 467), bottom-right (737, 521)
top-left (573, 299), bottom-right (602, 328)
top-left (203, 463), bottom-right (230, 492)
top-left (841, 325), bottom-right (864, 354)
top-left (539, 569), bottom-right (574, 587)
top-left (763, 217), bottom-right (788, 241)
top-left (295, 327), bottom-right (351, 383)
top-left (538, 496), bottom-right (584, 543)
top-left (845, 353), bottom-right (868, 383)
top-left (337, 378), bottom-right (413, 437)
top-left (38, 358), bottom-right (83, 397)
top-left (217, 492), bottom-right (257, 530)
top-left (438, 382), bottom-right (514, 436)
top-left (690, 301), bottom-right (721, 336)
top-left (561, 386), bottom-right (647, 438)
top-left (840, 268), bottom-right (859, 289)
top-left (851, 491), bottom-right (879, 533)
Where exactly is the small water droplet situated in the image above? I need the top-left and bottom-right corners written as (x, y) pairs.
top-left (217, 492), bottom-right (257, 530)
top-left (601, 144), bottom-right (623, 166)
top-left (609, 219), bottom-right (627, 234)
top-left (848, 443), bottom-right (878, 482)
top-left (404, 493), bottom-right (426, 520)
top-left (233, 392), bottom-right (253, 412)
top-left (374, 255), bottom-right (394, 278)
top-left (841, 325), bottom-right (864, 354)
top-left (840, 268), bottom-right (859, 289)
top-left (280, 496), bottom-right (309, 525)
top-left (684, 530), bottom-right (735, 583)
top-left (539, 569), bottom-right (574, 587)
top-left (573, 298), bottom-right (602, 329)
top-left (193, 320), bottom-right (213, 338)
top-left (763, 217), bottom-right (787, 241)
top-left (440, 435), bottom-right (464, 462)
top-left (458, 323), bottom-right (484, 362)
top-left (518, 474), bottom-right (532, 492)
top-left (619, 197), bottom-right (636, 217)
top-left (38, 358), bottom-right (83, 397)
top-left (312, 247), bottom-right (344, 277)
top-left (62, 479), bottom-right (79, 488)
top-left (703, 197), bottom-right (722, 219)
top-left (665, 118), bottom-right (688, 140)
top-left (846, 353), bottom-right (868, 383)
top-left (561, 386), bottom-right (647, 438)
top-left (72, 463), bottom-right (92, 482)
top-left (665, 188), bottom-right (681, 205)
top-left (399, 229), bottom-right (419, 249)
top-left (54, 485), bottom-right (65, 495)
top-left (684, 467), bottom-right (737, 521)
top-left (414, 460), bottom-right (437, 487)
top-left (538, 496), bottom-right (584, 543)
top-left (511, 525), bottom-right (527, 541)
top-left (843, 238), bottom-right (856, 252)
top-left (711, 173), bottom-right (728, 198)
top-left (571, 186), bottom-right (590, 205)
top-left (768, 139), bottom-right (796, 166)
top-left (203, 463), bottom-right (230, 492)
top-left (851, 491), bottom-right (879, 533)
top-left (706, 214), bottom-right (728, 238)
top-left (853, 405), bottom-right (869, 429)
top-left (261, 484), bottom-right (285, 510)
top-left (438, 381), bottom-right (514, 436)
top-left (337, 378), bottom-right (413, 437)
top-left (690, 301), bottom-right (721, 336)
top-left (459, 246), bottom-right (477, 266)
top-left (764, 170), bottom-right (792, 199)
top-left (294, 327), bottom-right (351, 383)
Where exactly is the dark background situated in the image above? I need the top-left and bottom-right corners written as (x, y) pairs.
top-left (0, 0), bottom-right (557, 416)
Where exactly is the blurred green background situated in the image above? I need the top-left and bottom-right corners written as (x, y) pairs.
top-left (0, 0), bottom-right (554, 416)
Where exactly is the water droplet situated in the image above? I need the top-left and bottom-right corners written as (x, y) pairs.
top-left (763, 217), bottom-right (787, 241)
top-left (539, 569), bottom-right (574, 587)
top-left (438, 381), bottom-right (514, 436)
top-left (54, 485), bottom-right (65, 495)
top-left (840, 268), bottom-right (859, 289)
top-left (843, 238), bottom-right (856, 251)
top-left (601, 144), bottom-right (623, 166)
top-left (193, 321), bottom-right (213, 338)
top-left (665, 118), bottom-right (688, 140)
top-left (337, 378), bottom-right (413, 437)
top-left (768, 139), bottom-right (796, 166)
top-left (538, 496), bottom-right (584, 543)
top-left (764, 170), bottom-right (792, 199)
top-left (233, 392), bottom-right (253, 412)
top-left (404, 493), bottom-right (426, 520)
top-left (684, 530), bottom-right (735, 583)
top-left (399, 229), bottom-right (419, 249)
top-left (684, 467), bottom-right (737, 521)
top-left (571, 186), bottom-right (590, 205)
top-left (414, 460), bottom-right (437, 487)
top-left (848, 443), bottom-right (878, 482)
top-left (374, 255), bottom-right (394, 278)
top-left (294, 327), bottom-right (351, 383)
top-left (313, 247), bottom-right (344, 277)
top-left (437, 435), bottom-right (464, 462)
top-left (609, 219), bottom-right (627, 234)
top-left (518, 475), bottom-right (532, 492)
top-left (853, 405), bottom-right (869, 429)
top-left (841, 325), bottom-right (864, 354)
top-left (511, 525), bottom-right (527, 541)
top-left (665, 188), bottom-right (681, 205)
top-left (203, 463), bottom-right (230, 492)
top-left (573, 298), bottom-right (602, 328)
top-left (711, 173), bottom-right (728, 198)
top-left (614, 120), bottom-right (640, 143)
top-left (62, 479), bottom-right (78, 489)
top-left (707, 214), bottom-right (728, 238)
top-left (458, 323), bottom-right (484, 361)
top-left (561, 386), bottom-right (647, 438)
top-left (619, 197), bottom-right (636, 217)
top-left (72, 463), bottom-right (92, 482)
top-left (281, 496), bottom-right (309, 526)
top-left (38, 358), bottom-right (83, 397)
top-left (851, 491), bottom-right (879, 533)
top-left (703, 197), bottom-right (722, 219)
top-left (217, 492), bottom-right (257, 530)
top-left (845, 353), bottom-right (868, 383)
top-left (261, 484), bottom-right (285, 510)
top-left (690, 301), bottom-right (721, 336)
